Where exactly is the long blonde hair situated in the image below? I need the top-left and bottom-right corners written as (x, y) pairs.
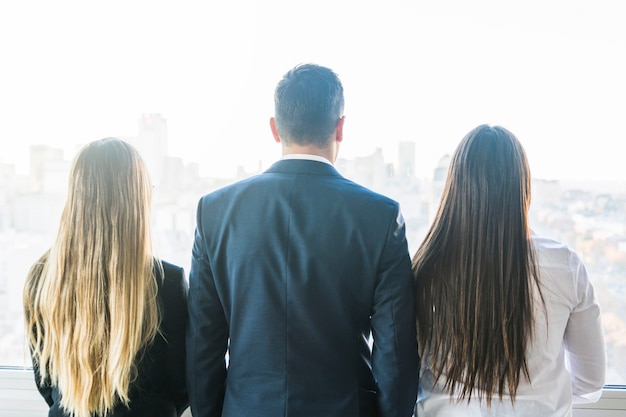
top-left (23, 138), bottom-right (160, 417)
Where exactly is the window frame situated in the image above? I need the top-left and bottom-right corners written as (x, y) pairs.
top-left (0, 366), bottom-right (624, 416)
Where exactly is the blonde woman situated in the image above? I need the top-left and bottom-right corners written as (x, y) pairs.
top-left (23, 138), bottom-right (188, 417)
top-left (413, 125), bottom-right (606, 416)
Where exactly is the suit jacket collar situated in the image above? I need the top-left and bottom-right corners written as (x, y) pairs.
top-left (264, 159), bottom-right (342, 177)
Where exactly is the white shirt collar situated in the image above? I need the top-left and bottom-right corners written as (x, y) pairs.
top-left (280, 154), bottom-right (333, 166)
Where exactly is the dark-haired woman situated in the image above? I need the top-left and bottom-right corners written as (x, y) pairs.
top-left (412, 125), bottom-right (606, 416)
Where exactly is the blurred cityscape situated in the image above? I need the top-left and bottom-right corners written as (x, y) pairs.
top-left (0, 114), bottom-right (624, 385)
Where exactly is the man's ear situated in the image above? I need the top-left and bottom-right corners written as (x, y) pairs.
top-left (335, 116), bottom-right (346, 143)
top-left (270, 117), bottom-right (281, 143)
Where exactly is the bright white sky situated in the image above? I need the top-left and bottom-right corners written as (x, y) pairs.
top-left (1, 0), bottom-right (625, 181)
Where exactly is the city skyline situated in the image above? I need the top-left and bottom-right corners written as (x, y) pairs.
top-left (5, 112), bottom-right (626, 187)
top-left (1, 1), bottom-right (625, 182)
top-left (1, 1), bottom-right (625, 405)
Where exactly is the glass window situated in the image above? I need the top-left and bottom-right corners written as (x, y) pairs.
top-left (1, 0), bottom-right (623, 387)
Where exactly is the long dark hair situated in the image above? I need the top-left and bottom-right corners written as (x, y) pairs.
top-left (412, 125), bottom-right (543, 404)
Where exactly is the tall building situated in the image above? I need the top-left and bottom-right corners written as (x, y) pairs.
top-left (336, 148), bottom-right (386, 189)
top-left (29, 145), bottom-right (66, 194)
top-left (11, 146), bottom-right (70, 233)
top-left (0, 163), bottom-right (16, 231)
top-left (398, 141), bottom-right (416, 177)
top-left (126, 114), bottom-right (169, 187)
top-left (429, 154), bottom-right (451, 223)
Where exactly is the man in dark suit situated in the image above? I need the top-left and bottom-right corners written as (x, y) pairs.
top-left (186, 63), bottom-right (418, 417)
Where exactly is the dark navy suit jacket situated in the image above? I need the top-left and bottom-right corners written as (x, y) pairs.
top-left (186, 159), bottom-right (418, 417)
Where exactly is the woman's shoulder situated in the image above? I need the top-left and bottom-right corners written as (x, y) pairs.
top-left (154, 259), bottom-right (187, 301)
top-left (532, 234), bottom-right (582, 269)
top-left (159, 260), bottom-right (185, 277)
top-left (152, 259), bottom-right (185, 281)
top-left (531, 234), bottom-right (591, 302)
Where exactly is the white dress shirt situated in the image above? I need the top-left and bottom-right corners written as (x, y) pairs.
top-left (280, 153), bottom-right (333, 165)
top-left (416, 235), bottom-right (607, 417)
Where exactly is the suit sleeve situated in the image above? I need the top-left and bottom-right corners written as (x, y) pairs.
top-left (186, 198), bottom-right (229, 417)
top-left (370, 205), bottom-right (419, 417)
top-left (161, 265), bottom-right (190, 416)
top-left (564, 252), bottom-right (606, 403)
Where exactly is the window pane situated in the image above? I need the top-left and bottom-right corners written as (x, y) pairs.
top-left (3, 140), bottom-right (625, 386)
top-left (529, 180), bottom-right (626, 385)
top-left (1, 0), bottom-right (623, 388)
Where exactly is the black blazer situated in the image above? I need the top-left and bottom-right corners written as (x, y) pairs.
top-left (187, 159), bottom-right (419, 417)
top-left (33, 260), bottom-right (189, 417)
